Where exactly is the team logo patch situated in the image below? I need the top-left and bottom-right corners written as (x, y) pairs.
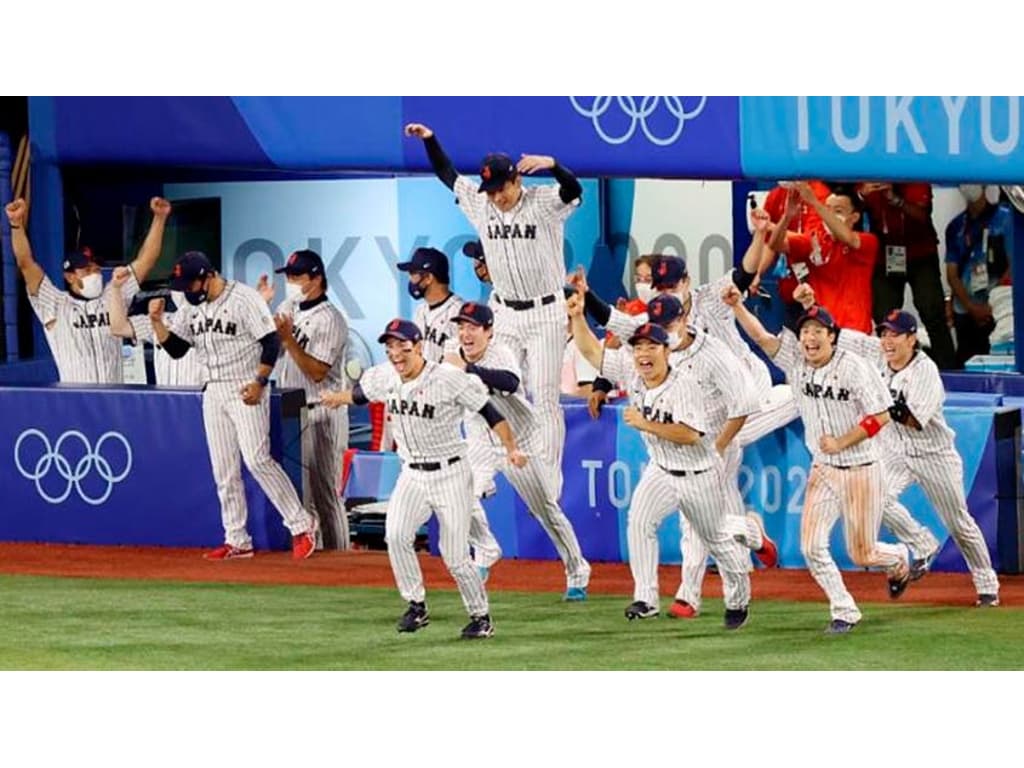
top-left (807, 306), bottom-right (819, 317)
top-left (81, 247), bottom-right (93, 261)
top-left (887, 309), bottom-right (900, 321)
top-left (657, 261), bottom-right (668, 276)
top-left (481, 165), bottom-right (492, 180)
top-left (288, 252), bottom-right (298, 265)
top-left (172, 264), bottom-right (182, 278)
top-left (651, 302), bottom-right (662, 318)
top-left (389, 319), bottom-right (400, 331)
top-left (464, 302), bottom-right (476, 314)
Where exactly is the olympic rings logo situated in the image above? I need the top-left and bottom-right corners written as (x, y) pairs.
top-left (14, 429), bottom-right (133, 505)
top-left (568, 97), bottom-right (708, 146)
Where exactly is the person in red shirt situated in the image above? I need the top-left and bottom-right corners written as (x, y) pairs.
top-left (858, 182), bottom-right (955, 369)
top-left (769, 183), bottom-right (878, 334)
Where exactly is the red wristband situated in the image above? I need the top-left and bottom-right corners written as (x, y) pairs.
top-left (859, 415), bottom-right (882, 437)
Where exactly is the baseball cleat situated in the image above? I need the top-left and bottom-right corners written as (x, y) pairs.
top-left (460, 614), bottom-right (495, 639)
top-left (397, 601), bottom-right (430, 633)
top-left (824, 619), bottom-right (858, 635)
top-left (624, 600), bottom-right (659, 620)
top-left (909, 548), bottom-right (939, 582)
top-left (564, 587), bottom-right (588, 602)
top-left (723, 607), bottom-right (749, 631)
top-left (667, 599), bottom-right (699, 619)
top-left (888, 564), bottom-right (911, 599)
top-left (975, 594), bottom-right (1000, 607)
top-left (203, 544), bottom-right (254, 561)
top-left (292, 529), bottom-right (317, 560)
top-left (747, 513), bottom-right (778, 568)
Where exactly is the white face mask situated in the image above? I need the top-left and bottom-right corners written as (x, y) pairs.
top-left (960, 184), bottom-right (983, 204)
top-left (635, 282), bottom-right (657, 303)
top-left (666, 331), bottom-right (682, 348)
top-left (985, 185), bottom-right (1001, 205)
top-left (171, 291), bottom-right (187, 310)
top-left (285, 282), bottom-right (306, 302)
top-left (79, 272), bottom-right (103, 299)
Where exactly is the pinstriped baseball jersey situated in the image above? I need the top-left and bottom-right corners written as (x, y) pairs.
top-left (601, 347), bottom-right (713, 471)
top-left (128, 313), bottom-right (205, 386)
top-left (773, 330), bottom-right (893, 466)
top-left (836, 330), bottom-right (955, 457)
top-left (169, 281), bottom-right (275, 382)
top-left (669, 328), bottom-right (759, 435)
top-left (274, 295), bottom-right (349, 400)
top-left (462, 341), bottom-right (541, 453)
top-left (454, 176), bottom-right (578, 299)
top-left (28, 271), bottom-right (140, 383)
top-left (359, 360), bottom-right (490, 463)
top-left (414, 292), bottom-right (463, 363)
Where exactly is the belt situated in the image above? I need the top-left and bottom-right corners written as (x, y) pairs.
top-left (494, 293), bottom-right (557, 311)
top-left (409, 456), bottom-right (461, 472)
top-left (659, 465), bottom-right (710, 477)
top-left (833, 461), bottom-right (875, 470)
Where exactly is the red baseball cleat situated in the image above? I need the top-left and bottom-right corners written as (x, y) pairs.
top-left (292, 530), bottom-right (316, 560)
top-left (667, 599), bottom-right (698, 619)
top-left (748, 513), bottom-right (779, 568)
top-left (204, 544), bottom-right (254, 561)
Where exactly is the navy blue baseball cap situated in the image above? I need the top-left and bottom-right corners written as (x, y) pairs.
top-left (462, 240), bottom-right (485, 263)
top-left (377, 318), bottom-right (423, 344)
top-left (651, 256), bottom-right (688, 289)
top-left (397, 247), bottom-right (450, 284)
top-left (62, 246), bottom-right (96, 271)
top-left (275, 249), bottom-right (324, 277)
top-left (628, 322), bottom-right (671, 347)
top-left (454, 301), bottom-right (494, 328)
top-left (169, 251), bottom-right (214, 290)
top-left (478, 153), bottom-right (517, 193)
top-left (877, 309), bottom-right (918, 335)
top-left (796, 304), bottom-right (838, 333)
top-left (646, 294), bottom-right (685, 327)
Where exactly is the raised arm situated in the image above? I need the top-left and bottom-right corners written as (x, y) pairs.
top-left (797, 182), bottom-right (860, 249)
top-left (107, 266), bottom-right (137, 339)
top-left (566, 287), bottom-right (604, 370)
top-left (129, 197), bottom-right (172, 283)
top-left (517, 154), bottom-right (582, 204)
top-left (4, 199), bottom-right (44, 295)
top-left (722, 283), bottom-right (781, 357)
top-left (404, 123), bottom-right (457, 190)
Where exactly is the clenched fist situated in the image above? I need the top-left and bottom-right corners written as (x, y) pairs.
top-left (148, 298), bottom-right (165, 321)
top-left (404, 123), bottom-right (433, 139)
top-left (112, 266), bottom-right (132, 287)
top-left (150, 197), bottom-right (172, 218)
top-left (5, 198), bottom-right (27, 228)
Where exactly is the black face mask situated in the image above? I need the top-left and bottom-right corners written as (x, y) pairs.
top-left (407, 279), bottom-right (425, 301)
top-left (185, 277), bottom-right (210, 306)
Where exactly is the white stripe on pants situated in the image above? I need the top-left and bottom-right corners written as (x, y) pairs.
top-left (802, 463), bottom-right (908, 623)
top-left (384, 459), bottom-right (489, 617)
top-left (202, 382), bottom-right (313, 548)
top-left (628, 465), bottom-right (751, 610)
top-left (301, 405), bottom-right (350, 550)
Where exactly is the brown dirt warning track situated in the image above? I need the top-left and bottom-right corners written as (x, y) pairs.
top-left (0, 542), bottom-right (1020, 607)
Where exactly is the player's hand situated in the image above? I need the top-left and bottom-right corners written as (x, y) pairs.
top-left (274, 313), bottom-right (294, 340)
top-left (148, 298), bottom-right (165, 321)
top-left (750, 206), bottom-right (771, 233)
top-left (517, 154), bottom-right (555, 175)
top-left (566, 289), bottom-right (584, 319)
top-left (792, 283), bottom-right (816, 309)
top-left (819, 435), bottom-right (842, 454)
top-left (240, 381), bottom-right (265, 406)
top-left (587, 389), bottom-right (607, 419)
top-left (721, 283), bottom-right (742, 307)
top-left (404, 123), bottom-right (433, 139)
top-left (111, 265), bottom-right (132, 288)
top-left (5, 198), bottom-right (27, 228)
top-left (321, 390), bottom-right (346, 409)
top-left (150, 197), bottom-right (172, 218)
top-left (794, 182), bottom-right (817, 203)
top-left (859, 182), bottom-right (891, 197)
top-left (784, 187), bottom-right (802, 219)
top-left (623, 406), bottom-right (645, 430)
top-left (567, 265), bottom-right (589, 294)
top-left (507, 448), bottom-right (528, 468)
top-left (257, 273), bottom-right (275, 304)
top-left (442, 353), bottom-right (466, 370)
top-left (748, 273), bottom-right (763, 296)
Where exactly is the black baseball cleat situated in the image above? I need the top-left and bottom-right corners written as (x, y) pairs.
top-left (975, 594), bottom-right (1000, 607)
top-left (824, 619), bottom-right (858, 635)
top-left (624, 601), bottom-right (659, 620)
top-left (888, 567), bottom-right (911, 600)
top-left (723, 607), bottom-right (749, 631)
top-left (460, 614), bottom-right (495, 639)
top-left (909, 549), bottom-right (938, 582)
top-left (397, 601), bottom-right (430, 633)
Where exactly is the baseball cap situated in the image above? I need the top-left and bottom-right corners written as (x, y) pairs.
top-left (275, 249), bottom-right (324, 277)
top-left (478, 153), bottom-right (517, 193)
top-left (454, 301), bottom-right (494, 328)
top-left (62, 246), bottom-right (96, 271)
top-left (795, 304), bottom-right (838, 333)
top-left (876, 309), bottom-right (918, 335)
top-left (462, 240), bottom-right (485, 263)
top-left (397, 247), bottom-right (450, 284)
top-left (169, 251), bottom-right (214, 290)
top-left (377, 318), bottom-right (423, 344)
top-left (651, 256), bottom-right (688, 289)
top-left (628, 322), bottom-right (671, 347)
top-left (646, 294), bottom-right (684, 327)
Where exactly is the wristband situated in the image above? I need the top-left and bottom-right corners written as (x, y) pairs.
top-left (255, 375), bottom-right (270, 387)
top-left (859, 414), bottom-right (882, 437)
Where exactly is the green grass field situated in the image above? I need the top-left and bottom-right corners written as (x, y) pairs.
top-left (0, 574), bottom-right (1020, 670)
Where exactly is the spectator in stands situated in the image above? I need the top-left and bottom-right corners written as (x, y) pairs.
top-left (768, 183), bottom-right (878, 334)
top-left (945, 184), bottom-right (1014, 367)
top-left (858, 182), bottom-right (955, 369)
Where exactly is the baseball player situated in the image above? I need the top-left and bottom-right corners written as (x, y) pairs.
top-left (406, 122), bottom-right (582, 495)
top-left (794, 285), bottom-right (1000, 606)
top-left (107, 272), bottom-right (205, 386)
top-left (446, 301), bottom-right (592, 598)
top-left (4, 196), bottom-right (170, 383)
top-left (726, 288), bottom-right (911, 633)
top-left (267, 249), bottom-right (351, 551)
top-left (568, 298), bottom-right (753, 629)
top-left (321, 319), bottom-right (528, 639)
top-left (148, 251), bottom-right (318, 560)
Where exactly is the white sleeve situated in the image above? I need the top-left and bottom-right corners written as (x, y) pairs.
top-left (853, 355), bottom-right (893, 415)
top-left (669, 373), bottom-right (708, 435)
top-left (600, 346), bottom-right (632, 384)
top-left (242, 290), bottom-right (277, 340)
top-left (487, 343), bottom-right (524, 380)
top-left (709, 343), bottom-right (758, 419)
top-left (303, 311), bottom-right (346, 367)
top-left (905, 360), bottom-right (945, 426)
top-left (450, 367), bottom-right (491, 413)
top-left (112, 268), bottom-right (141, 306)
top-left (836, 328), bottom-right (882, 361)
top-left (168, 307), bottom-right (194, 344)
top-left (455, 176), bottom-right (488, 225)
top-left (607, 306), bottom-right (646, 337)
top-left (129, 314), bottom-right (155, 343)
top-left (29, 273), bottom-right (63, 325)
top-left (771, 329), bottom-right (800, 379)
top-left (534, 183), bottom-right (580, 222)
top-left (358, 364), bottom-right (391, 402)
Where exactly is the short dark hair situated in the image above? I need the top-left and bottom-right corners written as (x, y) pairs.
top-left (829, 183), bottom-right (863, 213)
top-left (634, 254), bottom-right (658, 271)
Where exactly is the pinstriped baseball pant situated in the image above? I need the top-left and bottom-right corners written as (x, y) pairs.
top-left (385, 459), bottom-right (489, 617)
top-left (300, 405), bottom-right (350, 550)
top-left (802, 463), bottom-right (908, 624)
top-left (202, 382), bottom-right (314, 549)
